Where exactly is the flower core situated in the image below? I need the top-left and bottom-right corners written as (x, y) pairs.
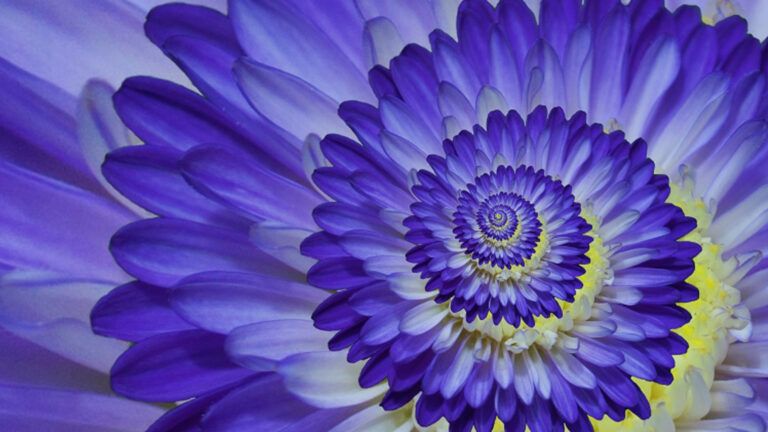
top-left (410, 165), bottom-right (591, 326)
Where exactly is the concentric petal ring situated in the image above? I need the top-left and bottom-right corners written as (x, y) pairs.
top-left (305, 107), bottom-right (700, 432)
top-left (89, 1), bottom-right (768, 431)
top-left (409, 165), bottom-right (592, 326)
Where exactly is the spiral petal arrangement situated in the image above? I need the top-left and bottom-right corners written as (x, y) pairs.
top-left (77, 1), bottom-right (768, 431)
top-left (413, 163), bottom-right (592, 326)
top-left (306, 107), bottom-right (699, 431)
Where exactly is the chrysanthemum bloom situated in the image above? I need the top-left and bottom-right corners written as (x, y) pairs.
top-left (92, 0), bottom-right (768, 431)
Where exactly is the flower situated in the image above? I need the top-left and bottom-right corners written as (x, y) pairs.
top-left (307, 107), bottom-right (702, 431)
top-left (91, 0), bottom-right (768, 431)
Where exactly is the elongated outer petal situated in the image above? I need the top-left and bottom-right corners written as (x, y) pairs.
top-left (226, 319), bottom-right (330, 371)
top-left (0, 270), bottom-right (111, 326)
top-left (181, 145), bottom-right (321, 229)
top-left (619, 37), bottom-right (680, 139)
top-left (77, 79), bottom-right (145, 215)
top-left (0, 58), bottom-right (97, 190)
top-left (113, 74), bottom-right (306, 188)
top-left (0, 384), bottom-right (164, 432)
top-left (144, 3), bottom-right (235, 52)
top-left (1, 318), bottom-right (126, 376)
top-left (103, 145), bottom-right (248, 228)
top-left (110, 218), bottom-right (294, 287)
top-left (234, 58), bottom-right (353, 141)
top-left (281, 0), bottom-right (366, 71)
top-left (0, 328), bottom-right (107, 392)
top-left (0, 0), bottom-right (188, 95)
top-left (278, 351), bottom-right (387, 408)
top-left (381, 131), bottom-right (431, 173)
top-left (111, 330), bottom-right (252, 402)
top-left (364, 17), bottom-right (406, 68)
top-left (356, 0), bottom-right (438, 48)
top-left (143, 8), bottom-right (307, 183)
top-left (200, 373), bottom-right (357, 432)
top-left (0, 161), bottom-right (133, 281)
top-left (229, 0), bottom-right (372, 103)
top-left (91, 280), bottom-right (194, 342)
top-left (171, 271), bottom-right (327, 334)
top-left (589, 6), bottom-right (629, 121)
top-left (380, 96), bottom-right (441, 155)
top-left (113, 76), bottom-right (245, 151)
top-left (144, 378), bottom-right (242, 432)
top-left (0, 269), bottom-right (132, 376)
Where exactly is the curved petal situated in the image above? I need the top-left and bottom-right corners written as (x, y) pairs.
top-left (0, 161), bottom-right (133, 281)
top-left (91, 280), bottom-right (194, 342)
top-left (170, 272), bottom-right (326, 334)
top-left (278, 351), bottom-right (387, 408)
top-left (0, 0), bottom-right (187, 95)
top-left (226, 319), bottom-right (330, 370)
top-left (200, 373), bottom-right (354, 432)
top-left (181, 145), bottom-right (321, 229)
top-left (110, 218), bottom-right (295, 287)
top-left (111, 330), bottom-right (252, 402)
top-left (0, 384), bottom-right (164, 432)
top-left (229, 0), bottom-right (372, 103)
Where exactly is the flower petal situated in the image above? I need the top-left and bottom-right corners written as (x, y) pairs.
top-left (171, 271), bottom-right (326, 334)
top-left (111, 330), bottom-right (252, 402)
top-left (278, 351), bottom-right (387, 408)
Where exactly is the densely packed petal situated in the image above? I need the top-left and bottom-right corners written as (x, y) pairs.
top-left (68, 0), bottom-right (768, 431)
top-left (307, 107), bottom-right (700, 431)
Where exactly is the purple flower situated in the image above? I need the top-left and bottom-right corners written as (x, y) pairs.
top-left (76, 0), bottom-right (768, 431)
top-left (305, 106), bottom-right (702, 430)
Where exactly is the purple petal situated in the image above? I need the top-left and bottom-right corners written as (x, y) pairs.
top-left (226, 319), bottom-right (330, 370)
top-left (0, 161), bottom-right (133, 281)
top-left (103, 145), bottom-right (248, 228)
top-left (170, 271), bottom-right (326, 334)
top-left (0, 0), bottom-right (186, 94)
top-left (110, 218), bottom-right (294, 287)
top-left (111, 330), bottom-right (253, 402)
top-left (0, 384), bottom-right (163, 432)
top-left (229, 0), bottom-right (372, 103)
top-left (181, 145), bottom-right (321, 229)
top-left (91, 280), bottom-right (193, 342)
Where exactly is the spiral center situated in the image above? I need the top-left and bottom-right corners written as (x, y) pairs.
top-left (489, 207), bottom-right (510, 228)
top-left (463, 191), bottom-right (541, 266)
top-left (409, 165), bottom-right (592, 326)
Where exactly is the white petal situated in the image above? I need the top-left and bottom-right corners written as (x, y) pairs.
top-left (278, 351), bottom-right (386, 408)
top-left (400, 301), bottom-right (449, 335)
top-left (249, 221), bottom-right (315, 273)
top-left (235, 59), bottom-right (352, 141)
top-left (226, 319), bottom-right (329, 371)
top-left (364, 17), bottom-right (405, 67)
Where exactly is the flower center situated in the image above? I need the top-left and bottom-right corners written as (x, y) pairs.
top-left (459, 191), bottom-right (539, 266)
top-left (408, 165), bottom-right (592, 326)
